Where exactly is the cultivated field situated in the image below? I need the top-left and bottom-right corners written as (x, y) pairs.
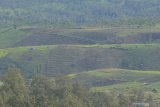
top-left (0, 26), bottom-right (160, 92)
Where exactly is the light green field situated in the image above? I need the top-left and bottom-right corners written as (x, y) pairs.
top-left (0, 45), bottom-right (58, 76)
top-left (64, 43), bottom-right (160, 50)
top-left (91, 82), bottom-right (144, 92)
top-left (0, 43), bottom-right (158, 57)
top-left (0, 43), bottom-right (160, 76)
top-left (0, 45), bottom-right (58, 58)
top-left (0, 28), bottom-right (31, 49)
top-left (69, 69), bottom-right (160, 92)
top-left (0, 43), bottom-right (159, 66)
top-left (58, 26), bottom-right (160, 37)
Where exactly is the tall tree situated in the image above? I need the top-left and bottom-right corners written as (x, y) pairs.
top-left (0, 67), bottom-right (31, 107)
top-left (30, 74), bottom-right (56, 107)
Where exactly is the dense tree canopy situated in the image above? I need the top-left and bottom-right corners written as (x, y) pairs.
top-left (0, 0), bottom-right (159, 27)
top-left (0, 67), bottom-right (158, 107)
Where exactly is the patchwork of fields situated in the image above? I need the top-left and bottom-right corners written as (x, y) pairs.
top-left (0, 26), bottom-right (160, 93)
top-left (68, 69), bottom-right (160, 91)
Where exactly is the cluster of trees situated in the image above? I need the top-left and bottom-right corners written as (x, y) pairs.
top-left (0, 67), bottom-right (158, 107)
top-left (0, 0), bottom-right (160, 27)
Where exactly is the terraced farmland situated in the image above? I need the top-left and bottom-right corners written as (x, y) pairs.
top-left (1, 27), bottom-right (160, 49)
top-left (19, 28), bottom-right (160, 45)
top-left (68, 68), bottom-right (160, 92)
top-left (45, 46), bottom-right (124, 75)
top-left (0, 27), bottom-right (160, 95)
top-left (0, 43), bottom-right (160, 77)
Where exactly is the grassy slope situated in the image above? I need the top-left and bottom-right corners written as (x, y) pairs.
top-left (68, 68), bottom-right (160, 92)
top-left (0, 26), bottom-right (160, 49)
top-left (0, 43), bottom-right (159, 56)
top-left (0, 44), bottom-right (160, 76)
top-left (0, 27), bottom-right (160, 90)
top-left (0, 45), bottom-right (58, 76)
top-left (0, 28), bottom-right (31, 49)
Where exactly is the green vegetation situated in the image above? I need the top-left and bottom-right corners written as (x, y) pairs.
top-left (0, 67), bottom-right (159, 107)
top-left (0, 28), bottom-right (31, 48)
top-left (0, 0), bottom-right (160, 106)
top-left (0, 0), bottom-right (160, 27)
top-left (1, 26), bottom-right (160, 49)
top-left (0, 81), bottom-right (3, 86)
top-left (0, 45), bottom-right (58, 76)
top-left (0, 43), bottom-right (160, 76)
top-left (92, 82), bottom-right (144, 91)
top-left (70, 68), bottom-right (160, 94)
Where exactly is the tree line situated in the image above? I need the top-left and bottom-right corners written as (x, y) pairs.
top-left (0, 67), bottom-right (158, 107)
top-left (0, 0), bottom-right (160, 28)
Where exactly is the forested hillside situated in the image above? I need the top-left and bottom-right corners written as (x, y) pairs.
top-left (0, 0), bottom-right (160, 27)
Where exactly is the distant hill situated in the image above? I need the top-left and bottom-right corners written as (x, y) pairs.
top-left (1, 27), bottom-right (160, 49)
top-left (0, 0), bottom-right (160, 27)
top-left (0, 44), bottom-right (160, 77)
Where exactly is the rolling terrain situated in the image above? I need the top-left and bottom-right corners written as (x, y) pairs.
top-left (0, 43), bottom-right (160, 76)
top-left (1, 26), bottom-right (160, 48)
top-left (0, 26), bottom-right (160, 94)
top-left (69, 69), bottom-right (160, 92)
top-left (1, 0), bottom-right (160, 106)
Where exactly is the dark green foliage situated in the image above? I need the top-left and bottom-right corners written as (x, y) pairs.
top-left (118, 94), bottom-right (127, 107)
top-left (0, 68), bottom-right (159, 107)
top-left (30, 75), bottom-right (56, 107)
top-left (0, 67), bottom-right (31, 107)
top-left (0, 0), bottom-right (159, 27)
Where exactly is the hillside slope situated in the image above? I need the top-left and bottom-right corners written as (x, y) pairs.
top-left (0, 44), bottom-right (160, 76)
top-left (1, 27), bottom-right (160, 49)
top-left (69, 68), bottom-right (160, 92)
